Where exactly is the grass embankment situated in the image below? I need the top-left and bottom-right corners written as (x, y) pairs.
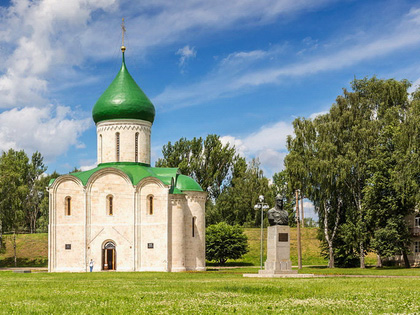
top-left (0, 271), bottom-right (420, 314)
top-left (0, 233), bottom-right (47, 267)
top-left (217, 227), bottom-right (376, 266)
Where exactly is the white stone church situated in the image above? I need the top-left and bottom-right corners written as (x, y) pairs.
top-left (48, 46), bottom-right (206, 272)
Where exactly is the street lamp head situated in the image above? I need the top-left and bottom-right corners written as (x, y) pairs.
top-left (262, 205), bottom-right (269, 210)
top-left (259, 195), bottom-right (264, 202)
top-left (254, 204), bottom-right (260, 210)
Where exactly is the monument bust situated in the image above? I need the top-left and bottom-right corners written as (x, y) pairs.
top-left (267, 195), bottom-right (288, 226)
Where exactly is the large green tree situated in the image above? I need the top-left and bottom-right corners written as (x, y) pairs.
top-left (285, 77), bottom-right (416, 268)
top-left (0, 149), bottom-right (51, 265)
top-left (0, 149), bottom-right (30, 266)
top-left (285, 113), bottom-right (347, 268)
top-left (212, 158), bottom-right (274, 227)
top-left (25, 152), bottom-right (47, 233)
top-left (34, 171), bottom-right (60, 233)
top-left (156, 134), bottom-right (237, 200)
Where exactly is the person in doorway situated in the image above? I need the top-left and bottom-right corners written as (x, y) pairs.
top-left (89, 259), bottom-right (94, 272)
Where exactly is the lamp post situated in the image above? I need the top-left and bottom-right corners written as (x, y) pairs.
top-left (296, 189), bottom-right (302, 270)
top-left (254, 195), bottom-right (270, 271)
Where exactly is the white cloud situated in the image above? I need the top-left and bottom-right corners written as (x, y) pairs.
top-left (222, 119), bottom-right (319, 219)
top-left (221, 120), bottom-right (294, 177)
top-left (309, 111), bottom-right (328, 119)
top-left (0, 0), bottom-right (117, 108)
top-left (0, 0), bottom-right (114, 161)
top-left (81, 0), bottom-right (334, 59)
top-left (408, 76), bottom-right (420, 94)
top-left (0, 105), bottom-right (91, 161)
top-left (154, 47), bottom-right (281, 109)
top-left (154, 7), bottom-right (420, 109)
top-left (176, 45), bottom-right (197, 68)
top-left (0, 0), bottom-right (335, 110)
top-left (80, 161), bottom-right (97, 171)
top-left (303, 200), bottom-right (318, 220)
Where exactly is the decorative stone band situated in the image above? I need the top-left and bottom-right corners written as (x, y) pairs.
top-left (185, 192), bottom-right (207, 202)
top-left (170, 195), bottom-right (187, 206)
top-left (96, 119), bottom-right (152, 134)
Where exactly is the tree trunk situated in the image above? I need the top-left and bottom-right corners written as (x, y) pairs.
top-left (13, 230), bottom-right (17, 267)
top-left (30, 211), bottom-right (34, 234)
top-left (402, 251), bottom-right (410, 268)
top-left (376, 254), bottom-right (382, 268)
top-left (32, 207), bottom-right (39, 234)
top-left (359, 241), bottom-right (365, 269)
top-left (300, 196), bottom-right (304, 228)
top-left (323, 200), bottom-right (341, 269)
top-left (0, 220), bottom-right (2, 251)
top-left (328, 242), bottom-right (334, 268)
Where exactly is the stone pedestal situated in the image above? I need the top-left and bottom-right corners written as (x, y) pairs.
top-left (258, 225), bottom-right (296, 274)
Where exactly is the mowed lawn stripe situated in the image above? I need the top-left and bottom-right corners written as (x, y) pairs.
top-left (0, 271), bottom-right (419, 314)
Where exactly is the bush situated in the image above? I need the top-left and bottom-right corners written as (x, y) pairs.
top-left (206, 222), bottom-right (248, 265)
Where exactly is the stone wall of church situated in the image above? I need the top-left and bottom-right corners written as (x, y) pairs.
top-left (96, 119), bottom-right (151, 165)
top-left (170, 195), bottom-right (187, 272)
top-left (184, 192), bottom-right (206, 271)
top-left (87, 171), bottom-right (136, 272)
top-left (169, 191), bottom-right (206, 272)
top-left (50, 178), bottom-right (85, 272)
top-left (136, 180), bottom-right (170, 271)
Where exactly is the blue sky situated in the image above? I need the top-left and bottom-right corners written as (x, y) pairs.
top-left (1, 0), bottom-right (420, 218)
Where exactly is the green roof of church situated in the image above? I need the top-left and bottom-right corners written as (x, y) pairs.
top-left (92, 53), bottom-right (155, 124)
top-left (51, 162), bottom-right (203, 194)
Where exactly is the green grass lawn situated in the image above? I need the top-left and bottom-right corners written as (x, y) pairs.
top-left (0, 270), bottom-right (419, 314)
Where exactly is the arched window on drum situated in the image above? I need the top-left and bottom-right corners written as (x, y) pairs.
top-left (116, 132), bottom-right (120, 162)
top-left (135, 132), bottom-right (139, 162)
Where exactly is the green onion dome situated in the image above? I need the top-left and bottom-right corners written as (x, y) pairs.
top-left (92, 53), bottom-right (155, 124)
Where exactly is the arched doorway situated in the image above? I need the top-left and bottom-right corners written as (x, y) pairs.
top-left (102, 241), bottom-right (116, 271)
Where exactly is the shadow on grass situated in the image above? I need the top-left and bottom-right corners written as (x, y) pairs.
top-left (307, 265), bottom-right (415, 270)
top-left (0, 257), bottom-right (47, 267)
top-left (206, 261), bottom-right (255, 267)
top-left (206, 261), bottom-right (254, 267)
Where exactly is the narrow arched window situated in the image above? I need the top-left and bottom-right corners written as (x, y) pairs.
top-left (192, 217), bottom-right (196, 237)
top-left (135, 132), bottom-right (139, 162)
top-left (99, 134), bottom-right (103, 163)
top-left (147, 195), bottom-right (154, 215)
top-left (65, 196), bottom-right (71, 216)
top-left (116, 132), bottom-right (120, 162)
top-left (107, 195), bottom-right (114, 216)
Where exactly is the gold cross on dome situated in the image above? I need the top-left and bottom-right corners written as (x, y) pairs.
top-left (121, 18), bottom-right (126, 52)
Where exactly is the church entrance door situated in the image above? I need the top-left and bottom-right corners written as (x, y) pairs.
top-left (102, 241), bottom-right (116, 271)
